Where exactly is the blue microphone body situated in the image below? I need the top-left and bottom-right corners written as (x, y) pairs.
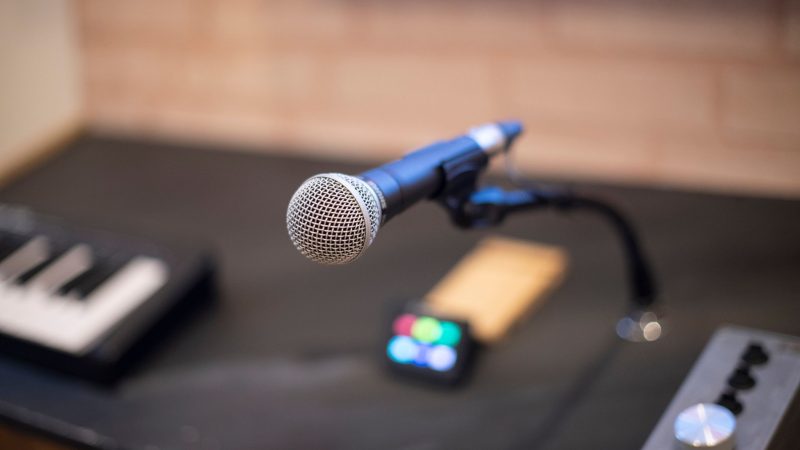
top-left (360, 121), bottom-right (522, 221)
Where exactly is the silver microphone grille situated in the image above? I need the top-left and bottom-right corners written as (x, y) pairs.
top-left (286, 173), bottom-right (382, 264)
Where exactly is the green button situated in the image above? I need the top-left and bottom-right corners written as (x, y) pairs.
top-left (412, 317), bottom-right (442, 343)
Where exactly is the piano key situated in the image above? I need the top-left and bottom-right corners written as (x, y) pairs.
top-left (0, 236), bottom-right (50, 281)
top-left (0, 256), bottom-right (168, 354)
top-left (56, 265), bottom-right (93, 297)
top-left (26, 244), bottom-right (93, 295)
top-left (73, 256), bottom-right (169, 350)
top-left (15, 252), bottom-right (60, 285)
top-left (58, 256), bottom-right (128, 299)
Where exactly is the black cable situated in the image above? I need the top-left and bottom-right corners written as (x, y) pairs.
top-left (540, 190), bottom-right (657, 307)
top-left (510, 333), bottom-right (624, 450)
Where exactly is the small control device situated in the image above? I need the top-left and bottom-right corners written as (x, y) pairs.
top-left (384, 302), bottom-right (475, 385)
top-left (643, 326), bottom-right (800, 450)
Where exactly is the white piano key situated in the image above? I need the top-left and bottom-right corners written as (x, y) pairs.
top-left (0, 236), bottom-right (50, 281)
top-left (0, 256), bottom-right (168, 354)
top-left (0, 282), bottom-right (26, 302)
top-left (26, 244), bottom-right (93, 294)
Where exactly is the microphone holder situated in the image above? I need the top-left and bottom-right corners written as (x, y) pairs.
top-left (435, 172), bottom-right (664, 342)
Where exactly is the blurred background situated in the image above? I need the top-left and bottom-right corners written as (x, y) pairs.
top-left (2, 2), bottom-right (800, 449)
top-left (2, 0), bottom-right (799, 196)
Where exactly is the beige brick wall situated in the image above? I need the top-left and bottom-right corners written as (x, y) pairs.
top-left (77, 0), bottom-right (800, 197)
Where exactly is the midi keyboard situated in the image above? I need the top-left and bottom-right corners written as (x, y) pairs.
top-left (0, 204), bottom-right (215, 383)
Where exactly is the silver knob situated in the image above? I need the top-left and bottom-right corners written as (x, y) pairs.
top-left (674, 403), bottom-right (736, 449)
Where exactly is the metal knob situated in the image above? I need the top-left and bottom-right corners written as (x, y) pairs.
top-left (674, 403), bottom-right (736, 449)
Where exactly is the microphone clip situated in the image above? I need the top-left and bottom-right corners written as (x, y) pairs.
top-left (438, 180), bottom-right (558, 229)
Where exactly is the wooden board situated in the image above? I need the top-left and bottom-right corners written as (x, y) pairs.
top-left (426, 236), bottom-right (568, 343)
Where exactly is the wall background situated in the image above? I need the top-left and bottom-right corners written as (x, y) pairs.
top-left (72, 1), bottom-right (800, 196)
top-left (0, 0), bottom-right (83, 183)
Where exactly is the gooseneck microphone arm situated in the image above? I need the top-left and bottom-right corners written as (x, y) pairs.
top-left (551, 194), bottom-right (657, 307)
top-left (433, 164), bottom-right (661, 339)
top-left (449, 186), bottom-right (657, 307)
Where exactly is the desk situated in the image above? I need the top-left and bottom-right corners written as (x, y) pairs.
top-left (1, 134), bottom-right (798, 449)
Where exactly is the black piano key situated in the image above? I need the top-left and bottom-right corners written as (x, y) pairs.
top-left (0, 236), bottom-right (26, 260)
top-left (58, 257), bottom-right (129, 299)
top-left (27, 244), bottom-right (93, 293)
top-left (56, 268), bottom-right (92, 296)
top-left (15, 251), bottom-right (63, 285)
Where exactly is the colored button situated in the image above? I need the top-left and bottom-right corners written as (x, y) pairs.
top-left (414, 344), bottom-right (432, 366)
top-left (437, 321), bottom-right (462, 346)
top-left (428, 345), bottom-right (457, 372)
top-left (392, 314), bottom-right (416, 336)
top-left (412, 317), bottom-right (442, 343)
top-left (387, 336), bottom-right (418, 364)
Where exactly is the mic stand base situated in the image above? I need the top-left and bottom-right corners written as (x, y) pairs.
top-left (616, 308), bottom-right (665, 343)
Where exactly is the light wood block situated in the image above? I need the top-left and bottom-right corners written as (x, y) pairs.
top-left (426, 236), bottom-right (568, 344)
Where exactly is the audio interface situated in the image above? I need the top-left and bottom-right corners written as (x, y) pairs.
top-left (643, 326), bottom-right (800, 449)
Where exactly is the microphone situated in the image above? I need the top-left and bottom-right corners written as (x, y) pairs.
top-left (286, 121), bottom-right (523, 264)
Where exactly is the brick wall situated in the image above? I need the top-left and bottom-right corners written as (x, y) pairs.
top-left (76, 0), bottom-right (800, 196)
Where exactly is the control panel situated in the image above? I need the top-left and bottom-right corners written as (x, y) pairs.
top-left (383, 301), bottom-right (476, 385)
top-left (643, 326), bottom-right (800, 449)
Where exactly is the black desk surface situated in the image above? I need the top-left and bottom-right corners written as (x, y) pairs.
top-left (0, 134), bottom-right (798, 450)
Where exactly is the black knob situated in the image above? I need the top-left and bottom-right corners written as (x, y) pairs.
top-left (728, 366), bottom-right (756, 390)
top-left (742, 343), bottom-right (769, 365)
top-left (716, 390), bottom-right (744, 416)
